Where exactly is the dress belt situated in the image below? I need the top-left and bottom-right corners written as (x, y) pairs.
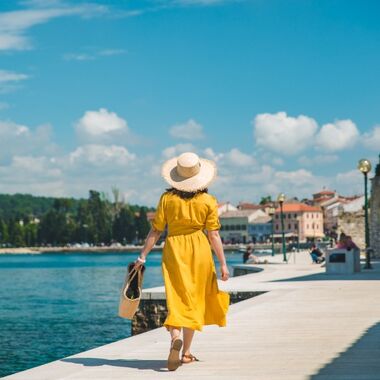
top-left (167, 229), bottom-right (205, 237)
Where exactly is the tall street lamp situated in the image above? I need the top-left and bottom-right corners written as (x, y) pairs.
top-left (297, 218), bottom-right (300, 251)
top-left (277, 193), bottom-right (287, 262)
top-left (358, 158), bottom-right (372, 269)
top-left (268, 207), bottom-right (276, 256)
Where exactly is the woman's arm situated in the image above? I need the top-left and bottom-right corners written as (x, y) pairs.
top-left (207, 230), bottom-right (229, 281)
top-left (134, 228), bottom-right (162, 269)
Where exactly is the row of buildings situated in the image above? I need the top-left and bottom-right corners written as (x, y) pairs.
top-left (218, 190), bottom-right (365, 245)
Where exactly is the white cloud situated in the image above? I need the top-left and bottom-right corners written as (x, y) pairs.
top-left (253, 112), bottom-right (318, 155)
top-left (203, 147), bottom-right (223, 162)
top-left (203, 147), bottom-right (255, 167)
top-left (298, 154), bottom-right (339, 166)
top-left (169, 119), bottom-right (204, 140)
top-left (362, 125), bottom-right (380, 151)
top-left (0, 70), bottom-right (29, 83)
top-left (0, 155), bottom-right (64, 196)
top-left (75, 108), bottom-right (129, 143)
top-left (316, 119), bottom-right (359, 151)
top-left (212, 160), bottom-right (328, 204)
top-left (272, 157), bottom-right (284, 166)
top-left (335, 169), bottom-right (363, 195)
top-left (224, 148), bottom-right (256, 167)
top-left (99, 49), bottom-right (126, 56)
top-left (0, 3), bottom-right (107, 51)
top-left (174, 0), bottom-right (232, 5)
top-left (64, 53), bottom-right (95, 61)
top-left (64, 48), bottom-right (126, 61)
top-left (0, 70), bottom-right (29, 93)
top-left (69, 144), bottom-right (135, 167)
top-left (274, 168), bottom-right (318, 186)
top-left (162, 143), bottom-right (196, 159)
top-left (0, 120), bottom-right (57, 160)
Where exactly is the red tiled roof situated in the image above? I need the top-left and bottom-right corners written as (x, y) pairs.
top-left (238, 202), bottom-right (262, 210)
top-left (313, 197), bottom-right (331, 204)
top-left (313, 190), bottom-right (335, 196)
top-left (275, 203), bottom-right (322, 213)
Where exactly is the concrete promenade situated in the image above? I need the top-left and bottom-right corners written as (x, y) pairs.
top-left (4, 252), bottom-right (380, 380)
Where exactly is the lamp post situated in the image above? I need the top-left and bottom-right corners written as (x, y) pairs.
top-left (268, 207), bottom-right (276, 256)
top-left (277, 193), bottom-right (287, 262)
top-left (358, 158), bottom-right (372, 269)
top-left (297, 218), bottom-right (300, 252)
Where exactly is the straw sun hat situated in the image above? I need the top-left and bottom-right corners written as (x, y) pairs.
top-left (161, 152), bottom-right (217, 192)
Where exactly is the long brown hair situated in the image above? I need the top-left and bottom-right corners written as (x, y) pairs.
top-left (166, 187), bottom-right (208, 200)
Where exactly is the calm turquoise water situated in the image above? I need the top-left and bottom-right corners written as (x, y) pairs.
top-left (0, 251), bottom-right (242, 377)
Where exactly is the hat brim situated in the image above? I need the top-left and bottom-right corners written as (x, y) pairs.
top-left (161, 157), bottom-right (217, 192)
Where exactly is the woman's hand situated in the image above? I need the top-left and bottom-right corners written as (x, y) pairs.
top-left (221, 264), bottom-right (230, 281)
top-left (133, 256), bottom-right (145, 270)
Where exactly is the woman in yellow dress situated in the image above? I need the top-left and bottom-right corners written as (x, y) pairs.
top-left (134, 152), bottom-right (230, 371)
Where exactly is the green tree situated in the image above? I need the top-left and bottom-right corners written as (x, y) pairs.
top-left (0, 218), bottom-right (9, 244)
top-left (8, 219), bottom-right (25, 247)
top-left (86, 190), bottom-right (112, 244)
top-left (259, 196), bottom-right (272, 205)
top-left (113, 206), bottom-right (136, 243)
top-left (24, 222), bottom-right (38, 246)
top-left (135, 207), bottom-right (150, 242)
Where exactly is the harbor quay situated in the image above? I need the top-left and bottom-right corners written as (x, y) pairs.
top-left (4, 251), bottom-right (380, 380)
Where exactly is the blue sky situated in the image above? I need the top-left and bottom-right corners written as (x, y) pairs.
top-left (0, 0), bottom-right (379, 205)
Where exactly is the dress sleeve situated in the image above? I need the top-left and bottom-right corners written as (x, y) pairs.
top-left (205, 196), bottom-right (221, 231)
top-left (151, 193), bottom-right (166, 232)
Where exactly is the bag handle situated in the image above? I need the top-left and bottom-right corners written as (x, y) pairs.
top-left (126, 266), bottom-right (142, 288)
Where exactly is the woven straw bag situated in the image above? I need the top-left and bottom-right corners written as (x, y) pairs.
top-left (118, 264), bottom-right (144, 319)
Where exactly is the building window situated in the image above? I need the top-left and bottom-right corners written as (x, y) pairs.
top-left (294, 214), bottom-right (297, 218)
top-left (312, 214), bottom-right (314, 218)
top-left (307, 224), bottom-right (309, 229)
top-left (275, 214), bottom-right (279, 219)
top-left (294, 224), bottom-right (298, 230)
top-left (288, 224), bottom-right (291, 229)
top-left (306, 214), bottom-right (309, 218)
top-left (276, 224), bottom-right (279, 231)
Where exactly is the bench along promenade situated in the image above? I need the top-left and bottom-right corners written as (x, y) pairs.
top-left (4, 251), bottom-right (380, 380)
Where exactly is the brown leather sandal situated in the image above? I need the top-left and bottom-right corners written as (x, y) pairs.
top-left (181, 353), bottom-right (200, 364)
top-left (167, 338), bottom-right (183, 371)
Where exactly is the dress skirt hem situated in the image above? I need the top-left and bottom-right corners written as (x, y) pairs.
top-left (163, 319), bottom-right (227, 332)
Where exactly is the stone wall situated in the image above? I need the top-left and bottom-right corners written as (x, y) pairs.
top-left (131, 291), bottom-right (266, 335)
top-left (370, 176), bottom-right (380, 258)
top-left (337, 210), bottom-right (365, 250)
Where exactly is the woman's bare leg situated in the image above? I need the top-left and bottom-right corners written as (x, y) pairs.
top-left (167, 326), bottom-right (183, 371)
top-left (169, 326), bottom-right (182, 342)
top-left (182, 327), bottom-right (195, 355)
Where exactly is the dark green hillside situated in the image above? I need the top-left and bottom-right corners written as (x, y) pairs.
top-left (0, 191), bottom-right (153, 247)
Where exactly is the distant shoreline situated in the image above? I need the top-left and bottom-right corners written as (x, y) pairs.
top-left (0, 244), bottom-right (245, 255)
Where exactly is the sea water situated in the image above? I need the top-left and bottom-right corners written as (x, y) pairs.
top-left (0, 251), bottom-right (242, 377)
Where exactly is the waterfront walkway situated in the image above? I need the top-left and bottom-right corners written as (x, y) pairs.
top-left (5, 252), bottom-right (380, 380)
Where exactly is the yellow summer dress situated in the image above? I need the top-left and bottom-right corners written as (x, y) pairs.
top-left (152, 191), bottom-right (230, 331)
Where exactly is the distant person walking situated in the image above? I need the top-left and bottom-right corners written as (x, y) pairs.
top-left (134, 152), bottom-right (230, 371)
top-left (243, 243), bottom-right (255, 263)
top-left (336, 233), bottom-right (358, 251)
top-left (309, 244), bottom-right (325, 264)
